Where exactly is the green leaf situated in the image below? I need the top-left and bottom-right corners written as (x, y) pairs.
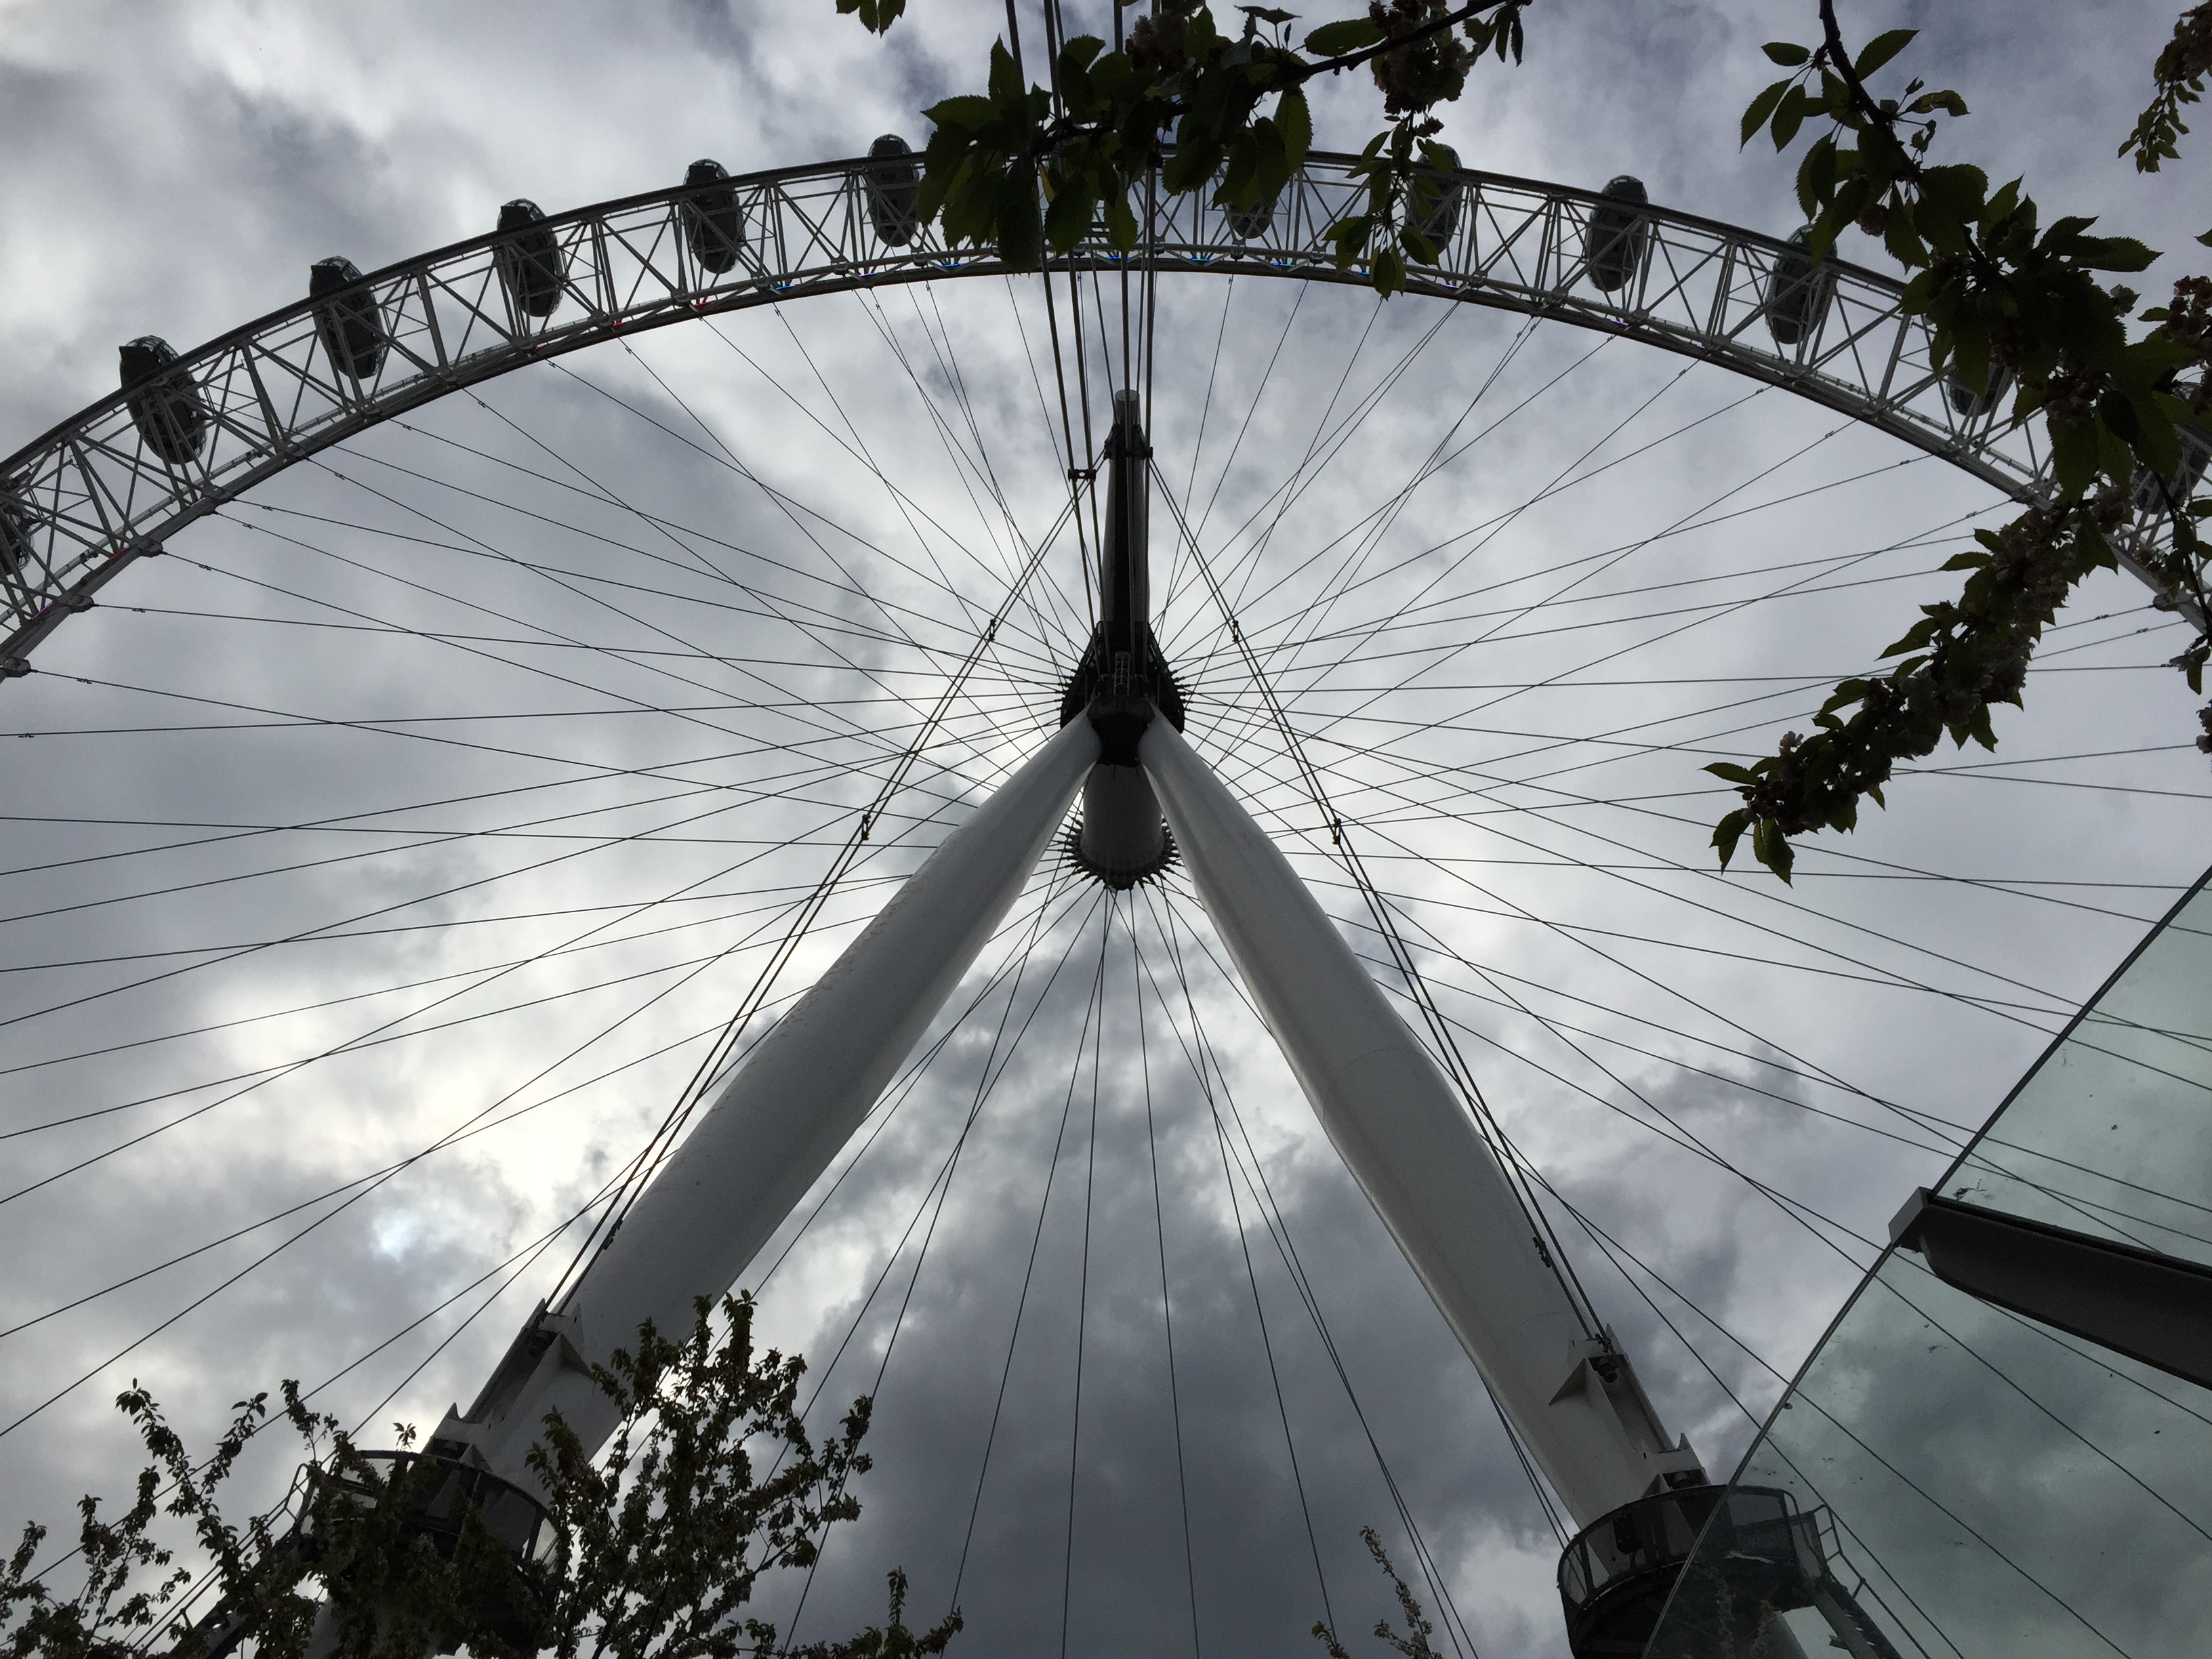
top-left (1884, 198), bottom-right (1927, 267)
top-left (1251, 118), bottom-right (1292, 205)
top-left (1305, 17), bottom-right (1386, 56)
top-left (1762, 41), bottom-right (1810, 66)
top-left (1163, 136), bottom-right (1219, 194)
top-left (1276, 87), bottom-right (1313, 167)
top-left (2074, 235), bottom-right (2156, 272)
top-left (1712, 808), bottom-right (1753, 869)
top-left (1750, 818), bottom-right (1795, 882)
top-left (1102, 187), bottom-right (1139, 253)
top-left (1907, 89), bottom-right (1968, 118)
top-left (1795, 133), bottom-right (1836, 218)
top-left (1818, 679), bottom-right (1871, 718)
top-left (1703, 762), bottom-right (1759, 784)
top-left (1853, 28), bottom-right (1916, 79)
top-left (1880, 615), bottom-right (1940, 659)
top-left (1950, 323), bottom-right (1993, 412)
top-left (1980, 178), bottom-right (2022, 232)
top-left (1742, 78), bottom-right (1790, 148)
top-left (1917, 163), bottom-right (1988, 224)
top-left (1044, 176), bottom-right (1094, 253)
top-left (1328, 213), bottom-right (1372, 271)
top-left (924, 96), bottom-right (997, 135)
top-left (1772, 85), bottom-right (1809, 150)
top-left (1818, 69), bottom-right (1853, 122)
top-left (1372, 243), bottom-right (1406, 297)
top-left (998, 169), bottom-right (1044, 270)
top-left (987, 39), bottom-right (1022, 107)
top-left (2048, 416), bottom-right (2102, 499)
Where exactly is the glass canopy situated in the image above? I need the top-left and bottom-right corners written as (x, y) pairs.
top-left (1644, 866), bottom-right (2212, 1659)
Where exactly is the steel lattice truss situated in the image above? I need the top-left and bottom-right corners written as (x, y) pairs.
top-left (1, 148), bottom-right (2198, 670)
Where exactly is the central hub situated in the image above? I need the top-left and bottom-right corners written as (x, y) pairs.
top-left (1060, 390), bottom-right (1183, 889)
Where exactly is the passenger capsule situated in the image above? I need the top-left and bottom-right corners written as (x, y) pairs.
top-left (1763, 226), bottom-right (1832, 347)
top-left (1584, 175), bottom-right (1650, 294)
top-left (865, 135), bottom-right (922, 247)
top-left (680, 159), bottom-right (745, 274)
top-left (2132, 422), bottom-right (2212, 514)
top-left (1942, 363), bottom-right (2014, 419)
top-left (495, 199), bottom-right (566, 319)
top-left (119, 336), bottom-right (208, 465)
top-left (1223, 192), bottom-right (1271, 242)
top-left (1407, 169), bottom-right (1462, 251)
top-left (0, 495), bottom-right (30, 583)
top-left (309, 257), bottom-right (388, 382)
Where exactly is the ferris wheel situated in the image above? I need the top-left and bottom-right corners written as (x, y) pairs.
top-left (2, 121), bottom-right (2206, 1659)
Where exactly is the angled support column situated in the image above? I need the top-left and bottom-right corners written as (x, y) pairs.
top-left (1891, 1187), bottom-right (2212, 1389)
top-left (1141, 717), bottom-right (1700, 1525)
top-left (441, 718), bottom-right (1100, 1492)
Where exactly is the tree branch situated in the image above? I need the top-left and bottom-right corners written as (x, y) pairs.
top-left (1816, 0), bottom-right (1889, 129)
top-left (1290, 0), bottom-right (1513, 83)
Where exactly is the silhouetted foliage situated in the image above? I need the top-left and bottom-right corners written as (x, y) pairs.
top-left (835, 2), bottom-right (2212, 881)
top-left (0, 1296), bottom-right (954, 1659)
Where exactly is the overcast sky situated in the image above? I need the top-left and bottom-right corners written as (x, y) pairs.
top-left (2, 5), bottom-right (2209, 1657)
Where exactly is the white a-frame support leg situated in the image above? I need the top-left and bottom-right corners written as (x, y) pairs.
top-left (441, 716), bottom-right (1101, 1492)
top-left (1141, 718), bottom-right (1701, 1527)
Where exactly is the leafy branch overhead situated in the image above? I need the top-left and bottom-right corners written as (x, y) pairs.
top-left (890, 1), bottom-right (1526, 298)
top-left (1708, 1), bottom-right (2212, 880)
top-left (837, 2), bottom-right (2212, 882)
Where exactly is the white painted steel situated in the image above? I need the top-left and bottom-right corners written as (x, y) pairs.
top-left (442, 716), bottom-right (1100, 1492)
top-left (19, 150), bottom-right (2208, 674)
top-left (1140, 717), bottom-right (1700, 1525)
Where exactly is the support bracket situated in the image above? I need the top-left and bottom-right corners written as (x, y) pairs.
top-left (1890, 1187), bottom-right (2212, 1391)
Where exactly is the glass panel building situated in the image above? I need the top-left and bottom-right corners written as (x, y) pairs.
top-left (1643, 867), bottom-right (2212, 1659)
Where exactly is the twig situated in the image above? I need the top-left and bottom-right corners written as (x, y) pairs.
top-left (1289, 0), bottom-right (1514, 84)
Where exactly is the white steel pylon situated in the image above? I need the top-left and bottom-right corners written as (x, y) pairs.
top-left (432, 394), bottom-right (1702, 1538)
top-left (431, 714), bottom-right (1101, 1490)
top-left (1142, 716), bottom-right (1702, 1525)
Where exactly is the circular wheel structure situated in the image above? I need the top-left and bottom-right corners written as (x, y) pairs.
top-left (2, 146), bottom-right (2207, 1659)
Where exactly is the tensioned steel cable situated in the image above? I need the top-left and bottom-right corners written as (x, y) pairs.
top-left (545, 508), bottom-right (1076, 1306)
top-left (52, 870), bottom-right (1090, 1630)
top-left (0, 1004), bottom-right (760, 1347)
top-left (1199, 973), bottom-right (1341, 1636)
top-left (1153, 480), bottom-right (1604, 1331)
top-left (794, 903), bottom-right (1113, 1626)
top-left (42, 1173), bottom-right (630, 1632)
top-left (764, 868), bottom-right (1092, 1649)
top-left (0, 785), bottom-right (857, 1205)
top-left (306, 448), bottom-right (1017, 789)
top-left (1057, 895), bottom-right (1110, 1659)
top-left (749, 872), bottom-right (1099, 1301)
top-left (514, 361), bottom-right (991, 674)
top-left (221, 496), bottom-right (961, 782)
top-left (0, 879), bottom-right (905, 1101)
top-left (1252, 313), bottom-right (1577, 687)
top-left (1119, 902), bottom-right (1203, 1659)
top-left (1139, 887), bottom-right (1487, 1650)
top-left (1289, 712), bottom-right (2118, 1036)
top-left (947, 882), bottom-right (1111, 1612)
top-left (0, 846), bottom-right (867, 1434)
